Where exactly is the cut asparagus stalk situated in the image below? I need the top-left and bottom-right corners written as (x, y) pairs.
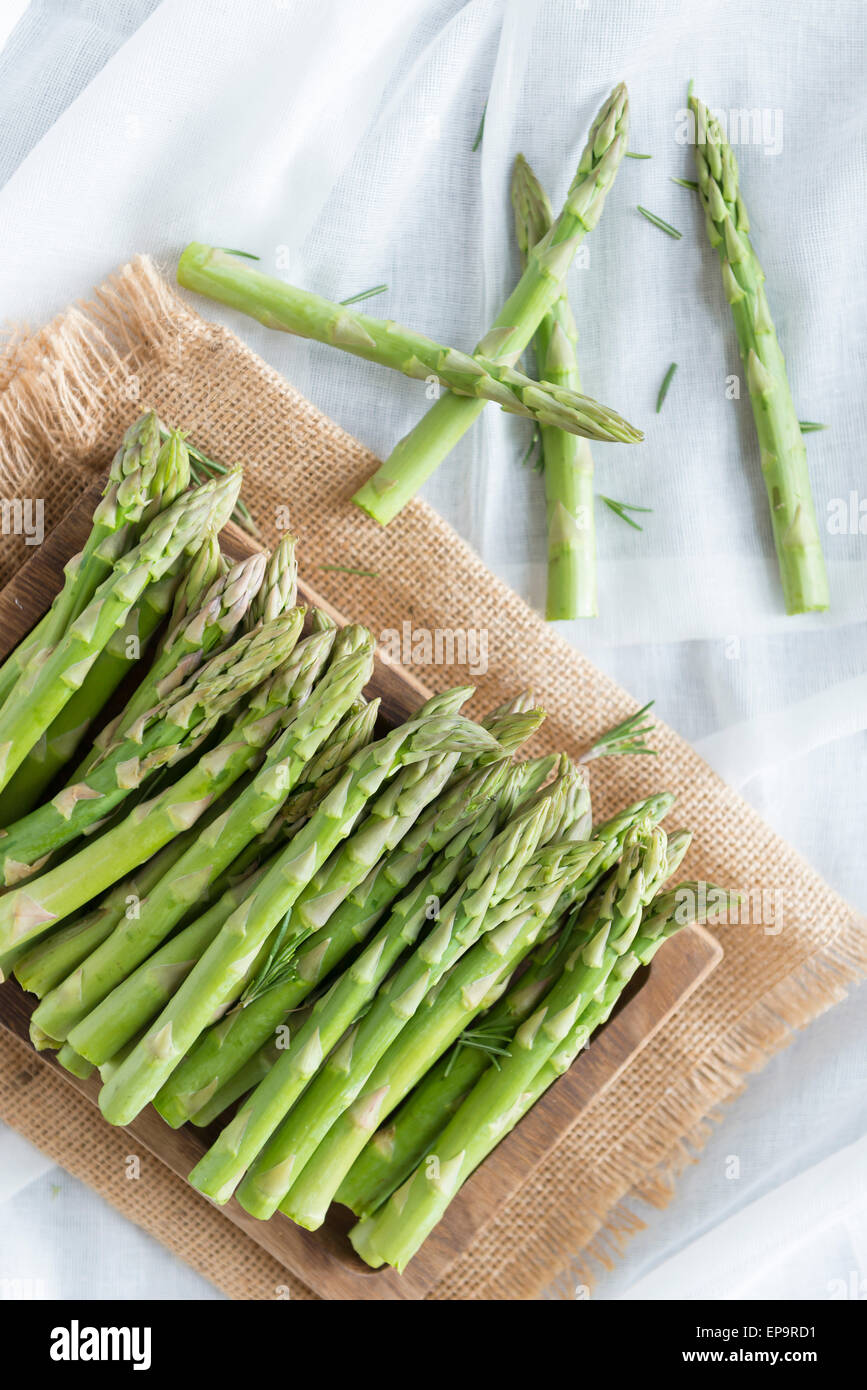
top-left (690, 93), bottom-right (829, 614)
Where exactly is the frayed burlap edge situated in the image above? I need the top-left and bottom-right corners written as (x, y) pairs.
top-left (0, 255), bottom-right (864, 1301)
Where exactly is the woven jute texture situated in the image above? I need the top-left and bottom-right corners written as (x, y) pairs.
top-left (0, 257), bottom-right (864, 1301)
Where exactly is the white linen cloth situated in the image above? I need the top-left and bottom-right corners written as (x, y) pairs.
top-left (0, 0), bottom-right (864, 1302)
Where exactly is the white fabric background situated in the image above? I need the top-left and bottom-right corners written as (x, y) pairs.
top-left (0, 0), bottom-right (864, 1302)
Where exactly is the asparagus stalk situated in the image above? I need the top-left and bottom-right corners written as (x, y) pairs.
top-left (0, 621), bottom-right (358, 961)
top-left (11, 833), bottom-right (200, 996)
top-left (153, 755), bottom-right (518, 1126)
top-left (0, 569), bottom-right (181, 824)
top-left (68, 865), bottom-right (271, 1066)
top-left (178, 246), bottom-right (642, 448)
top-left (349, 824), bottom-right (670, 1268)
top-left (512, 155), bottom-right (596, 620)
top-left (247, 535), bottom-right (298, 627)
top-left (232, 767), bottom-right (585, 1220)
top-left (0, 610), bottom-right (305, 888)
top-left (0, 411), bottom-right (172, 710)
top-left (689, 94), bottom-right (829, 614)
top-left (31, 626), bottom-right (365, 1043)
top-left (0, 469), bottom-right (241, 795)
top-left (98, 703), bottom-right (500, 1124)
top-left (81, 550), bottom-right (268, 773)
top-left (351, 83), bottom-right (630, 524)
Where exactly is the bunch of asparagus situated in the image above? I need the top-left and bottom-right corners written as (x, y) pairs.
top-left (0, 412), bottom-right (733, 1272)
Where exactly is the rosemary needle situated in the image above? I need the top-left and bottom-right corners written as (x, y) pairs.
top-left (472, 102), bottom-right (487, 151)
top-left (339, 284), bottom-right (388, 306)
top-left (637, 205), bottom-right (682, 239)
top-left (599, 494), bottom-right (653, 531)
top-left (656, 362), bottom-right (678, 413)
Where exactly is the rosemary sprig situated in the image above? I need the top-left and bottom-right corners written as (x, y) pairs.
top-left (637, 205), bottom-right (682, 240)
top-left (599, 494), bottom-right (653, 530)
top-left (339, 284), bottom-right (388, 306)
top-left (444, 1020), bottom-right (514, 1076)
top-left (580, 700), bottom-right (656, 762)
top-left (237, 912), bottom-right (315, 1009)
top-left (799, 421), bottom-right (827, 434)
top-left (656, 362), bottom-right (678, 413)
top-left (472, 102), bottom-right (487, 152)
top-left (166, 430), bottom-right (261, 537)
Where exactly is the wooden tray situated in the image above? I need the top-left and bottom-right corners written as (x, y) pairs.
top-left (0, 487), bottom-right (723, 1300)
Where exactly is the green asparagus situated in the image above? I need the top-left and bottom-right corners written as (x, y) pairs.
top-left (98, 701), bottom-right (500, 1124)
top-left (690, 93), bottom-right (829, 614)
top-left (512, 154), bottom-right (596, 620)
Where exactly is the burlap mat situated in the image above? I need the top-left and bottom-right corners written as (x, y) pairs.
top-left (0, 257), bottom-right (863, 1301)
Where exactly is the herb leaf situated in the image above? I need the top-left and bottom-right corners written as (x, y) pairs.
top-left (599, 494), bottom-right (653, 531)
top-left (339, 284), bottom-right (388, 306)
top-left (656, 362), bottom-right (678, 413)
top-left (637, 206), bottom-right (682, 240)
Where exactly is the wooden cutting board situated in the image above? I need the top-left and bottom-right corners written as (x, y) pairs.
top-left (0, 486), bottom-right (722, 1300)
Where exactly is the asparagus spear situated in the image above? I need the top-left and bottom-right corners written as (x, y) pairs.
top-left (349, 824), bottom-right (670, 1268)
top-left (246, 535), bottom-right (298, 627)
top-left (30, 627), bottom-right (364, 1043)
top-left (689, 94), bottom-right (829, 614)
top-left (165, 530), bottom-right (225, 632)
top-left (352, 83), bottom-right (630, 525)
top-left (0, 469), bottom-right (241, 795)
top-left (0, 411), bottom-right (172, 710)
top-left (11, 833), bottom-right (201, 996)
top-left (68, 865), bottom-right (272, 1066)
top-left (0, 610), bottom-right (305, 887)
top-left (0, 569), bottom-right (181, 825)
top-left (98, 704), bottom-right (501, 1124)
top-left (153, 755), bottom-right (518, 1126)
top-left (232, 768), bottom-right (585, 1219)
top-left (178, 246), bottom-right (642, 447)
top-left (512, 155), bottom-right (596, 620)
top-left (0, 622), bottom-right (360, 961)
top-left (81, 550), bottom-right (267, 773)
